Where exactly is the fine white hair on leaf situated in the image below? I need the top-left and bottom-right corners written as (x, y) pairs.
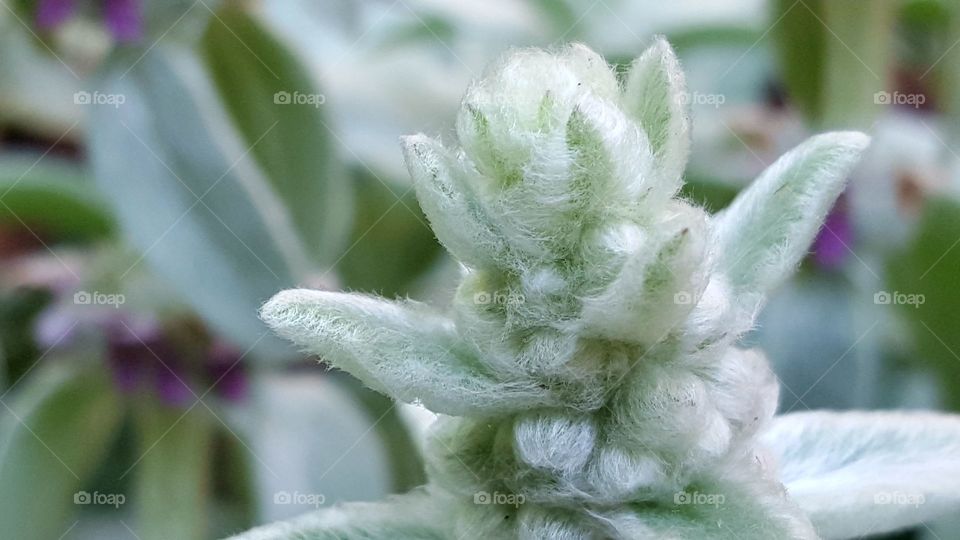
top-left (583, 444), bottom-right (668, 501)
top-left (566, 93), bottom-right (661, 213)
top-left (260, 289), bottom-right (554, 416)
top-left (517, 505), bottom-right (594, 540)
top-left (606, 362), bottom-right (732, 466)
top-left (622, 35), bottom-right (691, 186)
top-left (761, 411), bottom-right (960, 539)
top-left (576, 202), bottom-right (709, 345)
top-left (402, 134), bottom-right (510, 270)
top-left (454, 44), bottom-right (616, 191)
top-left (555, 42), bottom-right (622, 103)
top-left (711, 131), bottom-right (870, 333)
top-left (703, 347), bottom-right (779, 446)
top-left (513, 410), bottom-right (597, 475)
top-left (223, 489), bottom-right (448, 539)
top-left (587, 467), bottom-right (819, 540)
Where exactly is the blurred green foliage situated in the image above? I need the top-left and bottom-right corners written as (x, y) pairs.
top-left (0, 363), bottom-right (122, 540)
top-left (888, 197), bottom-right (960, 410)
top-left (0, 159), bottom-right (113, 242)
top-left (202, 5), bottom-right (352, 269)
top-left (338, 168), bottom-right (443, 298)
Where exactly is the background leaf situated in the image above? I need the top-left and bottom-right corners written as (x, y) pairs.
top-left (772, 0), bottom-right (827, 123)
top-left (201, 3), bottom-right (351, 267)
top-left (89, 48), bottom-right (306, 360)
top-left (887, 196), bottom-right (960, 410)
top-left (0, 361), bottom-right (123, 540)
top-left (0, 157), bottom-right (114, 242)
top-left (338, 169), bottom-right (443, 297)
top-left (233, 372), bottom-right (395, 523)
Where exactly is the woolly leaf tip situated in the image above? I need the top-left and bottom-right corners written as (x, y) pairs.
top-left (260, 289), bottom-right (555, 416)
top-left (711, 131), bottom-right (869, 328)
top-left (623, 35), bottom-right (691, 185)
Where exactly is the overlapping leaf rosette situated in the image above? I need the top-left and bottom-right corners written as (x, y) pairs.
top-left (238, 40), bottom-right (960, 540)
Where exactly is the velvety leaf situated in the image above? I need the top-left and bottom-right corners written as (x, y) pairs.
top-left (401, 135), bottom-right (504, 270)
top-left (225, 490), bottom-right (446, 540)
top-left (762, 410), bottom-right (960, 539)
top-left (260, 289), bottom-right (556, 416)
top-left (711, 132), bottom-right (869, 327)
top-left (622, 36), bottom-right (691, 184)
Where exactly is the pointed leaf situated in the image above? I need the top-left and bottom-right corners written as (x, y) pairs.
top-left (711, 132), bottom-right (869, 325)
top-left (591, 475), bottom-right (817, 539)
top-left (260, 289), bottom-right (554, 416)
top-left (762, 411), bottom-right (960, 539)
top-left (577, 204), bottom-right (708, 344)
top-left (622, 36), bottom-right (691, 184)
top-left (402, 134), bottom-right (508, 269)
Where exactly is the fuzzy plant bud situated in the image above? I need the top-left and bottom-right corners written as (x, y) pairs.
top-left (239, 39), bottom-right (960, 540)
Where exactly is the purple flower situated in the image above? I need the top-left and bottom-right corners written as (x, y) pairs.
top-left (206, 340), bottom-right (248, 403)
top-left (35, 0), bottom-right (75, 29)
top-left (106, 315), bottom-right (195, 406)
top-left (35, 0), bottom-right (142, 43)
top-left (102, 0), bottom-right (141, 43)
top-left (812, 195), bottom-right (852, 270)
top-left (153, 361), bottom-right (195, 406)
top-left (105, 315), bottom-right (159, 394)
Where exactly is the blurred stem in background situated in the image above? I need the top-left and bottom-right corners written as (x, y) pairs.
top-left (946, 1), bottom-right (960, 135)
top-left (821, 0), bottom-right (895, 130)
top-left (820, 1), bottom-right (896, 409)
top-left (773, 0), bottom-right (895, 130)
top-left (135, 400), bottom-right (213, 540)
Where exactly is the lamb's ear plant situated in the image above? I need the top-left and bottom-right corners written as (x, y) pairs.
top-left (237, 39), bottom-right (960, 539)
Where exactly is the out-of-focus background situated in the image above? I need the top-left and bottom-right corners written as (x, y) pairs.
top-left (0, 0), bottom-right (957, 538)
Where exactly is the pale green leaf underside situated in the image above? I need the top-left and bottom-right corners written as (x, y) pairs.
top-left (762, 411), bottom-right (960, 539)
